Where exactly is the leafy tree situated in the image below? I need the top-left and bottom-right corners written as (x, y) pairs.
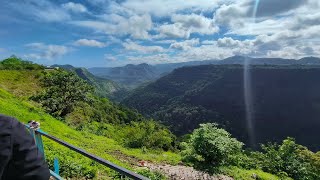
top-left (120, 120), bottom-right (175, 150)
top-left (182, 123), bottom-right (243, 167)
top-left (32, 70), bottom-right (93, 117)
top-left (0, 56), bottom-right (43, 70)
top-left (256, 138), bottom-right (320, 180)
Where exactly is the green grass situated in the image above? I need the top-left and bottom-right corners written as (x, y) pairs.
top-left (0, 70), bottom-right (42, 97)
top-left (220, 166), bottom-right (292, 180)
top-left (0, 70), bottom-right (180, 178)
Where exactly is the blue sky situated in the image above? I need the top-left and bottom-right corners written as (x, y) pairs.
top-left (0, 0), bottom-right (319, 67)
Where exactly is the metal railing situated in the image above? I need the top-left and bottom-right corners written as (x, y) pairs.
top-left (25, 125), bottom-right (149, 180)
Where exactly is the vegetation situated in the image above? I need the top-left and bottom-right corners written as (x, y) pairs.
top-left (0, 69), bottom-right (180, 179)
top-left (123, 64), bottom-right (320, 151)
top-left (0, 55), bottom-right (44, 70)
top-left (181, 123), bottom-right (320, 180)
top-left (31, 70), bottom-right (93, 117)
top-left (1, 57), bottom-right (319, 179)
top-left (26, 66), bottom-right (176, 151)
top-left (182, 123), bottom-right (243, 167)
top-left (52, 65), bottom-right (127, 101)
top-left (251, 138), bottom-right (320, 180)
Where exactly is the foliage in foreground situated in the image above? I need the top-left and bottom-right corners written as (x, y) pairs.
top-left (252, 138), bottom-right (320, 180)
top-left (0, 85), bottom-right (181, 179)
top-left (182, 123), bottom-right (320, 180)
top-left (182, 123), bottom-right (243, 168)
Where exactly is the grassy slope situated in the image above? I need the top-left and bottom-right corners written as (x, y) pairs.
top-left (0, 70), bottom-right (41, 97)
top-left (0, 70), bottom-right (180, 178)
top-left (221, 167), bottom-right (292, 180)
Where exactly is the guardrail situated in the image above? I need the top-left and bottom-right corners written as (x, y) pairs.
top-left (25, 125), bottom-right (149, 180)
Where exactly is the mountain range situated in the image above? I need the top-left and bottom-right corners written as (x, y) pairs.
top-left (89, 56), bottom-right (320, 88)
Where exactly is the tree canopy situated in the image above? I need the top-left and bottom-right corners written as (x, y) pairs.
top-left (32, 70), bottom-right (93, 117)
top-left (0, 56), bottom-right (43, 70)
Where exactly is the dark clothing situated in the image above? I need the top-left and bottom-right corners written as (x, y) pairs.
top-left (0, 114), bottom-right (50, 180)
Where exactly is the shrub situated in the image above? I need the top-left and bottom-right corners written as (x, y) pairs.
top-left (182, 123), bottom-right (243, 168)
top-left (120, 121), bottom-right (175, 150)
top-left (31, 70), bottom-right (93, 117)
top-left (255, 138), bottom-right (320, 180)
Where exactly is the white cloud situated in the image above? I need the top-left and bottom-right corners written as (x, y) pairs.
top-left (5, 0), bottom-right (70, 22)
top-left (157, 13), bottom-right (219, 39)
top-left (121, 0), bottom-right (223, 17)
top-left (25, 43), bottom-right (69, 60)
top-left (74, 39), bottom-right (106, 48)
top-left (201, 40), bottom-right (215, 45)
top-left (217, 37), bottom-right (253, 48)
top-left (71, 14), bottom-right (152, 39)
top-left (157, 23), bottom-right (191, 39)
top-left (172, 14), bottom-right (219, 35)
top-left (122, 41), bottom-right (165, 53)
top-left (170, 38), bottom-right (200, 50)
top-left (156, 40), bottom-right (177, 44)
top-left (62, 2), bottom-right (87, 13)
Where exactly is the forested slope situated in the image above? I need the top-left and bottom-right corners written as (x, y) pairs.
top-left (123, 65), bottom-right (320, 151)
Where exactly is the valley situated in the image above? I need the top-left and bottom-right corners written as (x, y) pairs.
top-left (122, 64), bottom-right (320, 151)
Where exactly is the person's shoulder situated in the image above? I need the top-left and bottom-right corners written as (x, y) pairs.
top-left (0, 114), bottom-right (19, 129)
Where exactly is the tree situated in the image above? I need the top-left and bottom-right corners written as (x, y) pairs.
top-left (32, 70), bottom-right (93, 117)
top-left (0, 56), bottom-right (43, 70)
top-left (182, 123), bottom-right (243, 167)
top-left (258, 137), bottom-right (320, 180)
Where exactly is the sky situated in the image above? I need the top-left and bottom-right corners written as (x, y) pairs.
top-left (0, 0), bottom-right (320, 67)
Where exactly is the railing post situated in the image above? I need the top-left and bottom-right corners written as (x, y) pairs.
top-left (35, 130), bottom-right (45, 157)
top-left (54, 158), bottom-right (60, 176)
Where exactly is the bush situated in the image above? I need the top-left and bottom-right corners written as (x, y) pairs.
top-left (31, 70), bottom-right (93, 117)
top-left (182, 123), bottom-right (243, 168)
top-left (253, 138), bottom-right (320, 180)
top-left (0, 56), bottom-right (44, 70)
top-left (120, 121), bottom-right (175, 150)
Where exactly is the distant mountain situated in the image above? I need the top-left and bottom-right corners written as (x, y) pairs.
top-left (122, 64), bottom-right (320, 151)
top-left (51, 64), bottom-right (127, 100)
top-left (88, 63), bottom-right (160, 89)
top-left (89, 56), bottom-right (320, 88)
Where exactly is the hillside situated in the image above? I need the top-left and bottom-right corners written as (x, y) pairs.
top-left (52, 64), bottom-right (127, 100)
top-left (0, 69), bottom-right (181, 178)
top-left (122, 64), bottom-right (320, 151)
top-left (89, 63), bottom-right (160, 89)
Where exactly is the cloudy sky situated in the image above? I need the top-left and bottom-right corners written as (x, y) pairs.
top-left (0, 0), bottom-right (319, 67)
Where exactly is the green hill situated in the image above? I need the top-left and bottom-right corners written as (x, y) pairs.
top-left (51, 64), bottom-right (127, 101)
top-left (0, 69), bottom-right (180, 179)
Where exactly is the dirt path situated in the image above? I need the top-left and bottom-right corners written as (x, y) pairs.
top-left (110, 150), bottom-right (233, 180)
top-left (145, 163), bottom-right (233, 180)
